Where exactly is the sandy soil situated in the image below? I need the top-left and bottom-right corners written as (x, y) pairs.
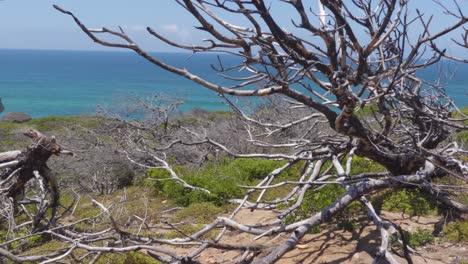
top-left (168, 209), bottom-right (467, 264)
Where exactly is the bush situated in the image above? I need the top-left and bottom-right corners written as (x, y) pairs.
top-left (372, 188), bottom-right (440, 216)
top-left (349, 156), bottom-right (386, 174)
top-left (147, 158), bottom-right (288, 206)
top-left (283, 185), bottom-right (362, 230)
top-left (281, 156), bottom-right (385, 228)
top-left (400, 228), bottom-right (434, 248)
top-left (442, 221), bottom-right (468, 242)
top-left (148, 167), bottom-right (224, 206)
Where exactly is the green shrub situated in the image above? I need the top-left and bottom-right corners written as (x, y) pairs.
top-left (279, 154), bottom-right (384, 225)
top-left (349, 156), bottom-right (386, 174)
top-left (148, 168), bottom-right (221, 206)
top-left (147, 158), bottom-right (288, 206)
top-left (303, 185), bottom-right (346, 213)
top-left (372, 188), bottom-right (439, 216)
top-left (318, 155), bottom-right (386, 176)
top-left (442, 221), bottom-right (468, 242)
top-left (28, 234), bottom-right (44, 246)
top-left (284, 185), bottom-right (362, 229)
top-left (193, 158), bottom-right (288, 182)
top-left (404, 228), bottom-right (434, 248)
top-left (257, 161), bottom-right (304, 202)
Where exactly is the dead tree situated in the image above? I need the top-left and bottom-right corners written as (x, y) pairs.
top-left (0, 130), bottom-right (74, 231)
top-left (1, 1), bottom-right (466, 263)
top-left (53, 0), bottom-right (467, 175)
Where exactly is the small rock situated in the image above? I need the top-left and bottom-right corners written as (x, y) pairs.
top-left (1, 112), bottom-right (32, 123)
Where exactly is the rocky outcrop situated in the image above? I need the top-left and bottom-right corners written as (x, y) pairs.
top-left (1, 112), bottom-right (32, 123)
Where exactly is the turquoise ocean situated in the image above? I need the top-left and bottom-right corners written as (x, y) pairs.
top-left (0, 49), bottom-right (466, 118)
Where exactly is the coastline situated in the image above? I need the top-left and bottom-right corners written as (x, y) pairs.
top-left (1, 49), bottom-right (467, 118)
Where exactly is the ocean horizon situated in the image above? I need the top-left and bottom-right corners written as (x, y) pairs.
top-left (0, 49), bottom-right (466, 118)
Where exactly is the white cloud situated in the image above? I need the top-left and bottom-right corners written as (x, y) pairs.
top-left (159, 24), bottom-right (192, 42)
top-left (126, 24), bottom-right (146, 32)
top-left (160, 24), bottom-right (179, 33)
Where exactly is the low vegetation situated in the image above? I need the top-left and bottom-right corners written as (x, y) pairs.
top-left (373, 188), bottom-right (440, 216)
top-left (148, 158), bottom-right (291, 206)
top-left (397, 228), bottom-right (435, 249)
top-left (441, 221), bottom-right (468, 242)
top-left (0, 109), bottom-right (466, 263)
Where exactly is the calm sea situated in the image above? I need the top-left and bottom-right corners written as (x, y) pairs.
top-left (0, 49), bottom-right (466, 118)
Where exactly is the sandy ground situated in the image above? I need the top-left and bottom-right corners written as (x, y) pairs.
top-left (165, 209), bottom-right (467, 264)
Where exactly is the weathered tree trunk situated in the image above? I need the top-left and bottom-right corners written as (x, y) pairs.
top-left (1, 130), bottom-right (65, 229)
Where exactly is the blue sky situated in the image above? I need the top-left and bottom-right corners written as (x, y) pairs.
top-left (0, 1), bottom-right (195, 52)
top-left (0, 0), bottom-right (465, 56)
